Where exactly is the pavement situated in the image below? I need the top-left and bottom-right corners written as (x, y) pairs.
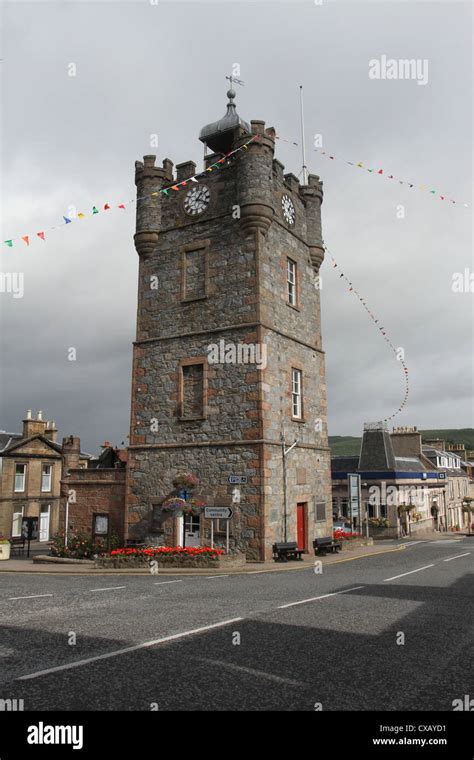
top-left (0, 532), bottom-right (464, 574)
top-left (0, 535), bottom-right (472, 711)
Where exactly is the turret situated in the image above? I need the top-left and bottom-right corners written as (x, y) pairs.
top-left (236, 120), bottom-right (275, 236)
top-left (300, 174), bottom-right (324, 272)
top-left (134, 155), bottom-right (173, 257)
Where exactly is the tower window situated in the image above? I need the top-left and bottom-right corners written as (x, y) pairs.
top-left (291, 368), bottom-right (303, 419)
top-left (287, 258), bottom-right (297, 306)
top-left (181, 241), bottom-right (209, 301)
top-left (179, 360), bottom-right (207, 419)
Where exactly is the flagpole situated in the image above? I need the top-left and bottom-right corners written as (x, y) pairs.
top-left (299, 85), bottom-right (308, 186)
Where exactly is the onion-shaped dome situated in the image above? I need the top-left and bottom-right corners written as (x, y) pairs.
top-left (199, 89), bottom-right (250, 154)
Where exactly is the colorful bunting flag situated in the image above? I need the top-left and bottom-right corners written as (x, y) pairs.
top-left (22, 236), bottom-right (29, 246)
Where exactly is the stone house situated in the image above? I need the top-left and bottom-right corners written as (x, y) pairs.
top-left (0, 411), bottom-right (90, 541)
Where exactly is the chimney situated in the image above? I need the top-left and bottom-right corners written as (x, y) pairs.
top-left (391, 426), bottom-right (423, 457)
top-left (423, 438), bottom-right (446, 451)
top-left (62, 435), bottom-right (81, 472)
top-left (22, 409), bottom-right (48, 439)
top-left (45, 419), bottom-right (58, 444)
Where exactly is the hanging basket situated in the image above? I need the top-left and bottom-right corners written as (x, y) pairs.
top-left (161, 497), bottom-right (187, 517)
top-left (172, 473), bottom-right (200, 490)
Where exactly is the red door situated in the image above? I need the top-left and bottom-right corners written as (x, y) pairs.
top-left (297, 503), bottom-right (307, 552)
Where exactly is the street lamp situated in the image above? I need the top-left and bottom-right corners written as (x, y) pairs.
top-left (281, 433), bottom-right (298, 543)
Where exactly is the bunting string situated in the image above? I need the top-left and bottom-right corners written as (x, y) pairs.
top-left (325, 243), bottom-right (409, 423)
top-left (3, 135), bottom-right (259, 248)
top-left (275, 133), bottom-right (468, 207)
top-left (314, 147), bottom-right (469, 207)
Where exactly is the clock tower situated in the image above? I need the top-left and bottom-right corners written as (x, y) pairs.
top-left (126, 88), bottom-right (332, 560)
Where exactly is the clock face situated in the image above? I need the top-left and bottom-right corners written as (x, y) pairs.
top-left (282, 194), bottom-right (295, 226)
top-left (183, 185), bottom-right (210, 216)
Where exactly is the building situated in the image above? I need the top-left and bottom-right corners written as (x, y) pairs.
top-left (422, 439), bottom-right (471, 530)
top-left (332, 424), bottom-right (447, 538)
top-left (59, 441), bottom-right (127, 545)
top-left (0, 411), bottom-right (90, 541)
top-left (125, 88), bottom-right (332, 559)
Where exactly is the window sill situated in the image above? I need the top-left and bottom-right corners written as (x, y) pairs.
top-left (178, 416), bottom-right (206, 422)
top-left (291, 417), bottom-right (306, 424)
top-left (287, 302), bottom-right (300, 312)
top-left (181, 295), bottom-right (208, 304)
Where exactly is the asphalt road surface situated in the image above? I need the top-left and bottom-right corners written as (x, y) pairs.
top-left (0, 539), bottom-right (472, 711)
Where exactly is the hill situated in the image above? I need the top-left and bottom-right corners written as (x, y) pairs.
top-left (329, 429), bottom-right (474, 457)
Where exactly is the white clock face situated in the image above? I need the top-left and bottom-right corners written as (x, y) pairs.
top-left (282, 194), bottom-right (295, 225)
top-left (183, 185), bottom-right (210, 216)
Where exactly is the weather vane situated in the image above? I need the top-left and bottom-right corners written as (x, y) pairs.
top-left (226, 74), bottom-right (245, 88)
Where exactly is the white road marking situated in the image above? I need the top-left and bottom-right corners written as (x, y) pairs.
top-left (403, 540), bottom-right (428, 546)
top-left (153, 580), bottom-right (182, 585)
top-left (384, 564), bottom-right (434, 582)
top-left (278, 586), bottom-right (364, 609)
top-left (8, 594), bottom-right (53, 601)
top-left (197, 657), bottom-right (305, 687)
top-left (443, 553), bottom-right (471, 562)
top-left (429, 540), bottom-right (462, 544)
top-left (89, 586), bottom-right (127, 593)
top-left (247, 570), bottom-right (271, 574)
top-left (17, 617), bottom-right (243, 681)
top-left (205, 575), bottom-right (229, 579)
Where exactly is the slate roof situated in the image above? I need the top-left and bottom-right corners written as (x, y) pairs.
top-left (331, 456), bottom-right (359, 473)
top-left (359, 429), bottom-right (397, 471)
top-left (0, 432), bottom-right (22, 452)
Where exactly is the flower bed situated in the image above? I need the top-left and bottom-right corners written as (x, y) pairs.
top-left (111, 546), bottom-right (224, 558)
top-left (96, 545), bottom-right (231, 569)
top-left (333, 529), bottom-right (363, 541)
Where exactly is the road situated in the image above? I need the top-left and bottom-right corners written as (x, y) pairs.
top-left (0, 539), bottom-right (472, 711)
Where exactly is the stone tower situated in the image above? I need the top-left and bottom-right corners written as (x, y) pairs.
top-left (126, 89), bottom-right (332, 560)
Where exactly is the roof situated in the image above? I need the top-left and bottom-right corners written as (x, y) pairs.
top-left (394, 456), bottom-right (427, 472)
top-left (199, 89), bottom-right (250, 153)
top-left (0, 432), bottom-right (22, 452)
top-left (1, 433), bottom-right (63, 456)
top-left (359, 429), bottom-right (397, 471)
top-left (331, 456), bottom-right (359, 472)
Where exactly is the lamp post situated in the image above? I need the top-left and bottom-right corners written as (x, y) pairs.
top-left (281, 434), bottom-right (298, 543)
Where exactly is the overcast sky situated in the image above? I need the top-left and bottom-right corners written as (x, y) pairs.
top-left (0, 0), bottom-right (472, 454)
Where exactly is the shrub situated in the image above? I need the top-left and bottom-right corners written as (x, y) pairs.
top-left (50, 532), bottom-right (110, 559)
top-left (110, 546), bottom-right (224, 557)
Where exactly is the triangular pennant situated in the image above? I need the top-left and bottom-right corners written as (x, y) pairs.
top-left (22, 236), bottom-right (29, 246)
top-left (118, 204), bottom-right (126, 208)
top-left (104, 203), bottom-right (111, 209)
top-left (92, 206), bottom-right (99, 214)
top-left (78, 212), bottom-right (85, 218)
top-left (4, 240), bottom-right (13, 247)
top-left (377, 169), bottom-right (383, 174)
top-left (37, 232), bottom-right (45, 240)
top-left (190, 176), bottom-right (199, 183)
top-left (63, 216), bottom-right (72, 224)
top-left (357, 162), bottom-right (363, 168)
top-left (171, 185), bottom-right (179, 191)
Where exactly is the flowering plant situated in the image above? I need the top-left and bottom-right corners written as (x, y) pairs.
top-left (333, 529), bottom-right (362, 540)
top-left (110, 546), bottom-right (224, 557)
top-left (161, 497), bottom-right (187, 513)
top-left (172, 473), bottom-right (200, 490)
top-left (0, 534), bottom-right (10, 545)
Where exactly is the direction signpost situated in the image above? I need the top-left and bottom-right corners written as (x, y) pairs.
top-left (205, 507), bottom-right (233, 553)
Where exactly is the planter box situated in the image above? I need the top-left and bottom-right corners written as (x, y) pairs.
top-left (0, 543), bottom-right (11, 560)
